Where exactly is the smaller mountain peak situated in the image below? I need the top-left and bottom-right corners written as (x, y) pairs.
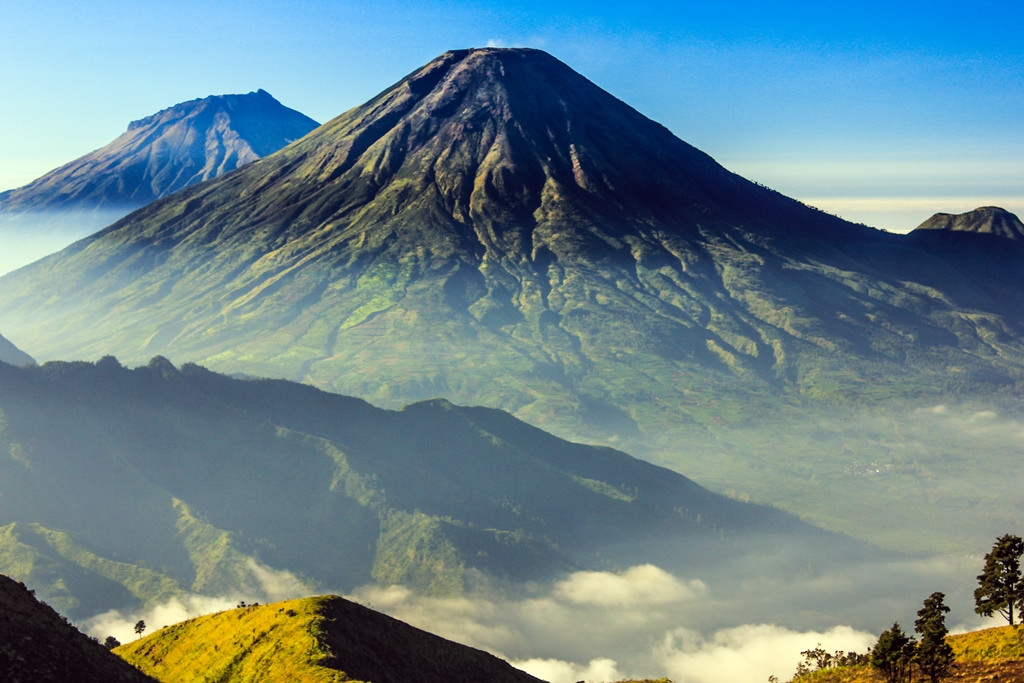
top-left (912, 206), bottom-right (1024, 240)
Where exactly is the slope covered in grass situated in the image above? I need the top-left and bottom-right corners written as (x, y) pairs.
top-left (116, 595), bottom-right (543, 683)
top-left (789, 625), bottom-right (1024, 682)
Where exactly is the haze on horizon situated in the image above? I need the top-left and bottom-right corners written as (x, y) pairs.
top-left (1, 5), bottom-right (1023, 683)
top-left (1, 0), bottom-right (1021, 235)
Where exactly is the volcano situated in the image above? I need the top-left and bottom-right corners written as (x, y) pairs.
top-left (0, 89), bottom-right (318, 273)
top-left (1, 47), bottom-right (1022, 451)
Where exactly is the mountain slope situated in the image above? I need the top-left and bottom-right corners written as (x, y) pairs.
top-left (0, 573), bottom-right (157, 682)
top-left (1, 49), bottom-right (1022, 555)
top-left (0, 357), bottom-right (861, 619)
top-left (0, 49), bottom-right (1020, 422)
top-left (912, 206), bottom-right (1024, 240)
top-left (0, 332), bottom-right (32, 366)
top-left (115, 595), bottom-right (544, 683)
top-left (0, 89), bottom-right (318, 273)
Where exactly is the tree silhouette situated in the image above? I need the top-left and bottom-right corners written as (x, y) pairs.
top-left (134, 619), bottom-right (146, 639)
top-left (871, 622), bottom-right (915, 683)
top-left (974, 534), bottom-right (1024, 625)
top-left (915, 592), bottom-right (955, 682)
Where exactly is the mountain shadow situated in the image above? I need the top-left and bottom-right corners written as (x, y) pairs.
top-left (0, 357), bottom-right (879, 619)
top-left (0, 573), bottom-right (157, 682)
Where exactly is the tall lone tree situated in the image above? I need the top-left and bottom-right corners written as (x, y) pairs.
top-left (915, 592), bottom-right (955, 682)
top-left (974, 533), bottom-right (1024, 625)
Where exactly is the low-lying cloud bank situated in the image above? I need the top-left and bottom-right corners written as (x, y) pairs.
top-left (346, 555), bottom-right (987, 683)
top-left (83, 553), bottom-right (996, 681)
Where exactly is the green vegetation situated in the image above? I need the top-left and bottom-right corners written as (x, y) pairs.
top-left (116, 594), bottom-right (542, 683)
top-left (915, 593), bottom-right (954, 683)
top-left (974, 534), bottom-right (1024, 625)
top-left (116, 598), bottom-right (356, 683)
top-left (1, 50), bottom-right (1022, 564)
top-left (371, 511), bottom-right (466, 594)
top-left (0, 522), bottom-right (183, 616)
top-left (785, 549), bottom-right (1023, 682)
top-left (0, 357), bottom-right (838, 617)
top-left (786, 625), bottom-right (1024, 683)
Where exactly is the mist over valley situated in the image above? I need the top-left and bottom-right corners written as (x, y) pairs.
top-left (1, 47), bottom-right (1021, 682)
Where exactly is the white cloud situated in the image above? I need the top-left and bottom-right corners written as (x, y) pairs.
top-left (512, 656), bottom-right (622, 683)
top-left (554, 564), bottom-right (708, 607)
top-left (83, 594), bottom-right (238, 645)
top-left (656, 624), bottom-right (874, 683)
top-left (345, 563), bottom-right (931, 682)
top-left (80, 554), bottom-right (986, 682)
top-left (245, 559), bottom-right (313, 601)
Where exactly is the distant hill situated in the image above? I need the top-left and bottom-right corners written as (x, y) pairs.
top-left (2, 49), bottom-right (1023, 555)
top-left (0, 573), bottom-right (156, 682)
top-left (0, 89), bottom-right (318, 274)
top-left (912, 206), bottom-right (1024, 240)
top-left (0, 357), bottom-right (869, 619)
top-left (115, 595), bottom-right (544, 683)
top-left (0, 332), bottom-right (32, 366)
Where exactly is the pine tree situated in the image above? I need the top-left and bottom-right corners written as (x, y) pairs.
top-left (871, 622), bottom-right (915, 683)
top-left (974, 534), bottom-right (1024, 625)
top-left (915, 592), bottom-right (955, 682)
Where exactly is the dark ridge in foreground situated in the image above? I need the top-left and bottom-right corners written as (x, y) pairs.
top-left (0, 574), bottom-right (156, 682)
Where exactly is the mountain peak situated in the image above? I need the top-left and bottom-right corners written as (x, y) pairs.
top-left (912, 206), bottom-right (1024, 240)
top-left (0, 89), bottom-right (320, 274)
top-left (5, 48), bottom-right (1018, 450)
top-left (1, 89), bottom-right (319, 212)
top-left (116, 595), bottom-right (543, 683)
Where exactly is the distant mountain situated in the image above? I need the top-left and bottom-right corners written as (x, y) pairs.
top-left (1, 48), bottom-right (1023, 551)
top-left (0, 89), bottom-right (318, 273)
top-left (0, 573), bottom-right (156, 682)
top-left (911, 206), bottom-right (1024, 241)
top-left (116, 595), bottom-right (544, 683)
top-left (0, 49), bottom-right (1020, 416)
top-left (0, 357), bottom-right (867, 619)
top-left (0, 332), bottom-right (32, 366)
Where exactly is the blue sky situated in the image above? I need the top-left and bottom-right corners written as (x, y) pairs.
top-left (1, 0), bottom-right (1021, 232)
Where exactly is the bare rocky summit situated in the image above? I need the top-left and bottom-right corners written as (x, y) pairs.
top-left (912, 206), bottom-right (1024, 240)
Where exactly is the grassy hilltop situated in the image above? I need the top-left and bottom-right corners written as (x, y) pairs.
top-left (115, 595), bottom-right (543, 683)
top-left (789, 625), bottom-right (1024, 682)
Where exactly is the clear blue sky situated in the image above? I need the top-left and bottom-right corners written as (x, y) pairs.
top-left (2, 0), bottom-right (1021, 232)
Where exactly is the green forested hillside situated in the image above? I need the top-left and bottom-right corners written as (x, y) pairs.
top-left (0, 357), bottom-right (856, 618)
top-left (0, 50), bottom-right (1022, 558)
